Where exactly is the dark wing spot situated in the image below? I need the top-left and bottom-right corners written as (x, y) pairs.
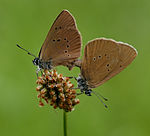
top-left (98, 55), bottom-right (101, 59)
top-left (120, 65), bottom-right (122, 67)
top-left (107, 64), bottom-right (109, 67)
top-left (64, 38), bottom-right (66, 40)
top-left (68, 54), bottom-right (70, 57)
top-left (53, 39), bottom-right (55, 42)
top-left (64, 50), bottom-right (68, 53)
top-left (59, 26), bottom-right (62, 29)
top-left (57, 39), bottom-right (60, 42)
top-left (67, 40), bottom-right (69, 42)
top-left (108, 69), bottom-right (110, 71)
top-left (93, 57), bottom-right (96, 61)
top-left (105, 54), bottom-right (107, 56)
top-left (55, 27), bottom-right (57, 30)
top-left (67, 45), bottom-right (69, 48)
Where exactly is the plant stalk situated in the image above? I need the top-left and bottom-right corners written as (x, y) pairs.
top-left (63, 111), bottom-right (67, 136)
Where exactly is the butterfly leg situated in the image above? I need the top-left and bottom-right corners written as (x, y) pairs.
top-left (67, 77), bottom-right (77, 80)
top-left (36, 67), bottom-right (41, 78)
top-left (70, 87), bottom-right (83, 96)
top-left (71, 87), bottom-right (80, 89)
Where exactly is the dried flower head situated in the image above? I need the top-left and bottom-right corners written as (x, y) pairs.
top-left (36, 69), bottom-right (80, 112)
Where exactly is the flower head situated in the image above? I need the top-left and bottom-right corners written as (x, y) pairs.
top-left (36, 69), bottom-right (80, 112)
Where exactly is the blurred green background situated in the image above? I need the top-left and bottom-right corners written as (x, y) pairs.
top-left (0, 0), bottom-right (149, 136)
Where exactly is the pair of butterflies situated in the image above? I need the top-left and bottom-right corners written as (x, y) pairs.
top-left (17, 10), bottom-right (137, 97)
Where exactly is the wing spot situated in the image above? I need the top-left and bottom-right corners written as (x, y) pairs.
top-left (98, 55), bottom-right (101, 59)
top-left (93, 57), bottom-right (96, 61)
top-left (64, 50), bottom-right (68, 53)
top-left (105, 54), bottom-right (107, 56)
top-left (68, 54), bottom-right (70, 57)
top-left (67, 45), bottom-right (70, 48)
top-left (57, 39), bottom-right (60, 42)
top-left (53, 39), bottom-right (55, 42)
top-left (120, 65), bottom-right (122, 67)
top-left (59, 26), bottom-right (62, 29)
top-left (107, 64), bottom-right (109, 67)
top-left (67, 40), bottom-right (69, 42)
top-left (55, 27), bottom-right (57, 30)
top-left (108, 69), bottom-right (110, 71)
top-left (64, 38), bottom-right (67, 40)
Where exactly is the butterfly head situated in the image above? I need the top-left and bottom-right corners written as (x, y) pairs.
top-left (32, 58), bottom-right (53, 70)
top-left (32, 58), bottom-right (40, 66)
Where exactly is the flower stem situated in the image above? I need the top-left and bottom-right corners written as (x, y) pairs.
top-left (63, 111), bottom-right (67, 136)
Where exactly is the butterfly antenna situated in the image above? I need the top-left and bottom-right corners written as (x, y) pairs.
top-left (95, 91), bottom-right (108, 101)
top-left (16, 44), bottom-right (36, 58)
top-left (92, 91), bottom-right (108, 108)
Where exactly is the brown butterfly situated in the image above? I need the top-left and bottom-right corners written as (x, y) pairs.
top-left (76, 38), bottom-right (137, 97)
top-left (17, 10), bottom-right (81, 75)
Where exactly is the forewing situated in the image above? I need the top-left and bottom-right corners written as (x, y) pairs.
top-left (39, 10), bottom-right (81, 69)
top-left (81, 38), bottom-right (137, 88)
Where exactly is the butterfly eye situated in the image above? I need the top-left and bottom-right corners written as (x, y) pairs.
top-left (93, 57), bottom-right (96, 61)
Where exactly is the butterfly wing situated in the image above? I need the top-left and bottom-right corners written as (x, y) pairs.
top-left (81, 38), bottom-right (137, 88)
top-left (39, 10), bottom-right (81, 69)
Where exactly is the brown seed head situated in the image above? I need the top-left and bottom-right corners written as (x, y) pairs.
top-left (36, 69), bottom-right (80, 112)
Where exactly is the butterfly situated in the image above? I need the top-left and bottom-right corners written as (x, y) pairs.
top-left (75, 38), bottom-right (137, 97)
top-left (17, 10), bottom-right (81, 75)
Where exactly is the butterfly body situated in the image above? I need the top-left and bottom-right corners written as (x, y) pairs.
top-left (76, 75), bottom-right (92, 96)
top-left (32, 58), bottom-right (52, 70)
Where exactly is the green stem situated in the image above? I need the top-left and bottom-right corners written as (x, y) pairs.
top-left (63, 111), bottom-right (67, 136)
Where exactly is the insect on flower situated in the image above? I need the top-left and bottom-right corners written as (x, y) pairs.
top-left (73, 38), bottom-right (138, 108)
top-left (16, 10), bottom-right (82, 76)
